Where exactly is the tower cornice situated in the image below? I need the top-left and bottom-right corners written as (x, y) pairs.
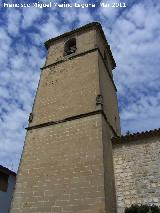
top-left (41, 47), bottom-right (117, 92)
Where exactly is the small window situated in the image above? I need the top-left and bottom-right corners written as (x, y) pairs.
top-left (64, 38), bottom-right (76, 56)
top-left (0, 171), bottom-right (9, 192)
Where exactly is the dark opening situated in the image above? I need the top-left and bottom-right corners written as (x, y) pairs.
top-left (64, 38), bottom-right (76, 56)
top-left (0, 171), bottom-right (9, 192)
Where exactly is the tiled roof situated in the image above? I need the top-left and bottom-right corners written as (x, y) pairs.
top-left (112, 128), bottom-right (160, 144)
top-left (0, 165), bottom-right (16, 176)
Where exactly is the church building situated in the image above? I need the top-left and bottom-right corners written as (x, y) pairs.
top-left (10, 22), bottom-right (160, 213)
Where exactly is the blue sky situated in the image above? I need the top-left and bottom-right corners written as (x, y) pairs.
top-left (0, 0), bottom-right (160, 172)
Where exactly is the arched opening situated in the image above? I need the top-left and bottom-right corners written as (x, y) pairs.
top-left (64, 38), bottom-right (76, 56)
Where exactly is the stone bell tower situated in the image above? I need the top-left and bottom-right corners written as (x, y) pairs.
top-left (10, 22), bottom-right (121, 213)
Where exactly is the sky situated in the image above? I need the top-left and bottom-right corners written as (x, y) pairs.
top-left (0, 0), bottom-right (160, 172)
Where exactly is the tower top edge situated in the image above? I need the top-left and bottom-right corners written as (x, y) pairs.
top-left (44, 22), bottom-right (101, 48)
top-left (44, 22), bottom-right (116, 69)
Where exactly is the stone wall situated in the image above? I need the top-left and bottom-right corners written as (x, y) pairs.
top-left (10, 23), bottom-right (120, 213)
top-left (113, 136), bottom-right (160, 213)
top-left (30, 51), bottom-right (99, 127)
top-left (102, 117), bottom-right (117, 213)
top-left (10, 115), bottom-right (107, 213)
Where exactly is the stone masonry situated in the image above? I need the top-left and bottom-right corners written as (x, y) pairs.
top-left (9, 22), bottom-right (160, 213)
top-left (10, 22), bottom-right (120, 213)
top-left (113, 134), bottom-right (160, 213)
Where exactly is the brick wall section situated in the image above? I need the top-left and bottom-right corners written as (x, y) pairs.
top-left (10, 115), bottom-right (107, 213)
top-left (31, 51), bottom-right (99, 127)
top-left (113, 137), bottom-right (160, 213)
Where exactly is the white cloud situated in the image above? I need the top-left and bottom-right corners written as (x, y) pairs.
top-left (107, 1), bottom-right (160, 134)
top-left (126, 3), bottom-right (146, 28)
top-left (77, 8), bottom-right (93, 25)
top-left (22, 7), bottom-right (43, 28)
top-left (61, 8), bottom-right (78, 24)
top-left (0, 87), bottom-right (9, 98)
top-left (6, 8), bottom-right (21, 36)
top-left (36, 14), bottom-right (60, 41)
top-left (98, 0), bottom-right (121, 23)
top-left (0, 28), bottom-right (12, 65)
top-left (0, 17), bottom-right (44, 171)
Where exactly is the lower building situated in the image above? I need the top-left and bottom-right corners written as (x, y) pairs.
top-left (0, 165), bottom-right (16, 213)
top-left (112, 129), bottom-right (160, 213)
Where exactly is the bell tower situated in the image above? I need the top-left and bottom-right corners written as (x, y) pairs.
top-left (10, 22), bottom-right (120, 213)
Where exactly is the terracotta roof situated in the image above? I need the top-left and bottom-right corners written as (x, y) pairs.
top-left (0, 165), bottom-right (16, 176)
top-left (112, 128), bottom-right (160, 144)
top-left (44, 22), bottom-right (116, 69)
